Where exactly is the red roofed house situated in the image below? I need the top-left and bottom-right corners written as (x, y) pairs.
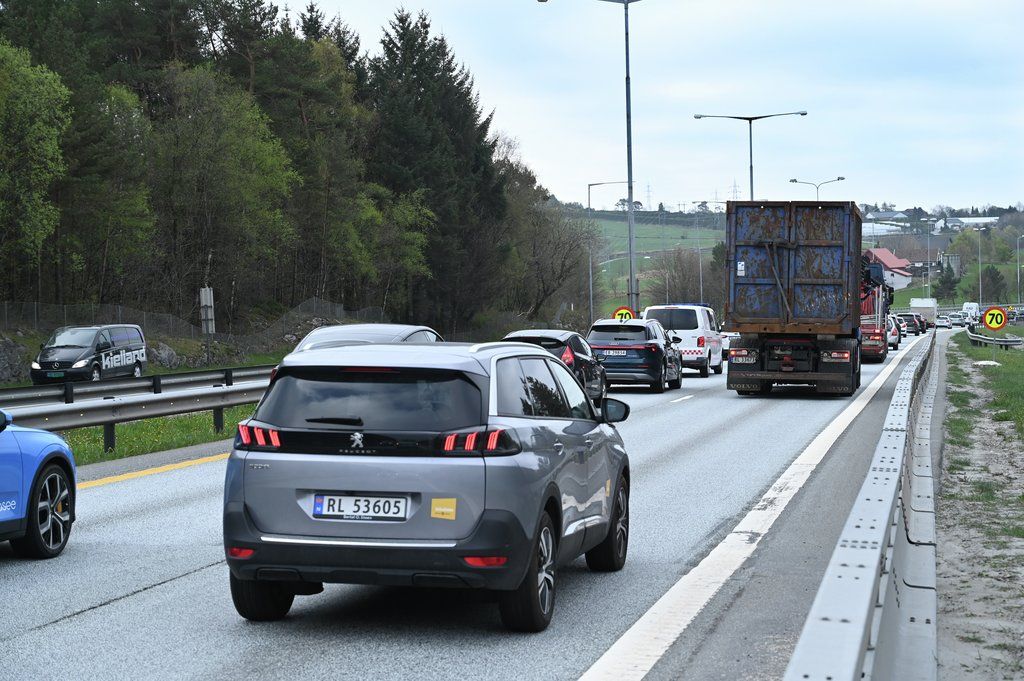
top-left (865, 248), bottom-right (912, 290)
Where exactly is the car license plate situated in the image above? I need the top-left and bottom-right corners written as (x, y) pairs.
top-left (313, 494), bottom-right (408, 521)
top-left (46, 371), bottom-right (64, 378)
top-left (603, 350), bottom-right (627, 356)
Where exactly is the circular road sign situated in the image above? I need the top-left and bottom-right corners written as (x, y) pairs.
top-left (613, 306), bottom-right (635, 322)
top-left (983, 306), bottom-right (1008, 332)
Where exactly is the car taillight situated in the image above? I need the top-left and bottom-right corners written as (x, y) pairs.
top-left (561, 346), bottom-right (574, 366)
top-left (437, 429), bottom-right (520, 456)
top-left (237, 421), bottom-right (282, 451)
top-left (269, 365), bottom-right (278, 382)
top-left (645, 343), bottom-right (659, 352)
top-left (869, 334), bottom-right (883, 341)
top-left (697, 336), bottom-right (706, 348)
top-left (228, 547), bottom-right (255, 559)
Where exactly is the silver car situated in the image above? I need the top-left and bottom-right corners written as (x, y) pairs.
top-left (223, 342), bottom-right (631, 632)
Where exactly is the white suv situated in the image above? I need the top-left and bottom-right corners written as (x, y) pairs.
top-left (642, 304), bottom-right (724, 378)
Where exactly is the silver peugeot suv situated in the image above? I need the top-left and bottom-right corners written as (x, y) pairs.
top-left (223, 342), bottom-right (631, 632)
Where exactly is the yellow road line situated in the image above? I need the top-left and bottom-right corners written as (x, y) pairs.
top-left (78, 452), bottom-right (230, 490)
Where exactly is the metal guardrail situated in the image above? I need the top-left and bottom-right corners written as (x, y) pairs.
top-left (0, 365), bottom-right (274, 409)
top-left (2, 366), bottom-right (274, 451)
top-left (965, 329), bottom-right (1023, 349)
top-left (785, 334), bottom-right (938, 681)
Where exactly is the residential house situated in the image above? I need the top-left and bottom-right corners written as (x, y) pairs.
top-left (864, 247), bottom-right (913, 290)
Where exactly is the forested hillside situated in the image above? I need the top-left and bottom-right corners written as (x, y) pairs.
top-left (0, 1), bottom-right (593, 334)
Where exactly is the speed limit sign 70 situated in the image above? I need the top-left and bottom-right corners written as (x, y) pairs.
top-left (983, 306), bottom-right (1008, 331)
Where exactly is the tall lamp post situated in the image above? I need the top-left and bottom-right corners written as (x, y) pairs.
top-left (694, 111), bottom-right (807, 200)
top-left (587, 180), bottom-right (629, 322)
top-left (1017, 234), bottom-right (1023, 305)
top-left (788, 176), bottom-right (845, 201)
top-left (542, 0), bottom-right (644, 313)
top-left (975, 227), bottom-right (988, 307)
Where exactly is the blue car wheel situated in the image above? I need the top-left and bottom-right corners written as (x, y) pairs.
top-left (11, 464), bottom-right (73, 559)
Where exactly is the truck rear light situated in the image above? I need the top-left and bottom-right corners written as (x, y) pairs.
top-left (821, 351), bottom-right (851, 363)
top-left (729, 348), bottom-right (758, 364)
top-left (561, 346), bottom-right (575, 366)
top-left (697, 336), bottom-right (706, 348)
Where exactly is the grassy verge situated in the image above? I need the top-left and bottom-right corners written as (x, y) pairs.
top-left (951, 332), bottom-right (1024, 439)
top-left (61, 404), bottom-right (255, 466)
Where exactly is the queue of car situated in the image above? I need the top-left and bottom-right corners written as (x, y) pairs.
top-left (0, 299), bottom-right (940, 633)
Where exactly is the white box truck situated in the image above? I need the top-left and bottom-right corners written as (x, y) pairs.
top-left (910, 298), bottom-right (938, 327)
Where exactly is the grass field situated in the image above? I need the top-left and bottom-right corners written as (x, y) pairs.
top-left (594, 216), bottom-right (724, 255)
top-left (61, 404), bottom-right (254, 466)
top-left (950, 331), bottom-right (1024, 441)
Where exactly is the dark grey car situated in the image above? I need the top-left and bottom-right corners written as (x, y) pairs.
top-left (223, 342), bottom-right (631, 632)
top-left (294, 323), bottom-right (443, 352)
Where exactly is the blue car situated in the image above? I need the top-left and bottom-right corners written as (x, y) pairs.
top-left (0, 409), bottom-right (76, 558)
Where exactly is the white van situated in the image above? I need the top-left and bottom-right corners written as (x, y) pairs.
top-left (962, 302), bottom-right (980, 322)
top-left (642, 304), bottom-right (724, 377)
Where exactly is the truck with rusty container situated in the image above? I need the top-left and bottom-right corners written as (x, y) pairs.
top-left (724, 201), bottom-right (864, 396)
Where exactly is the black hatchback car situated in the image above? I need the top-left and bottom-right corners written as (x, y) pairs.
top-left (586, 319), bottom-right (682, 393)
top-left (31, 324), bottom-right (148, 384)
top-left (503, 329), bottom-right (608, 404)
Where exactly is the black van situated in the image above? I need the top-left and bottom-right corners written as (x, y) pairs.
top-left (31, 325), bottom-right (148, 384)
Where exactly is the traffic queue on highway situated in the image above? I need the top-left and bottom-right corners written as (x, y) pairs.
top-left (1, 289), bottom-right (930, 632)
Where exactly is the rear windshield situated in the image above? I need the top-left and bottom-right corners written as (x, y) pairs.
top-left (511, 337), bottom-right (564, 349)
top-left (588, 325), bottom-right (646, 342)
top-left (646, 308), bottom-right (699, 330)
top-left (45, 328), bottom-right (97, 348)
top-left (256, 368), bottom-right (482, 431)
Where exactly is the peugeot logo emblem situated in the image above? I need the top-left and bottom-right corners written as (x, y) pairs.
top-left (350, 433), bottom-right (365, 448)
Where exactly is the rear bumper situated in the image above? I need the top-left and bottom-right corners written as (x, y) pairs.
top-left (224, 503), bottom-right (532, 591)
top-left (605, 369), bottom-right (659, 384)
top-left (861, 343), bottom-right (887, 357)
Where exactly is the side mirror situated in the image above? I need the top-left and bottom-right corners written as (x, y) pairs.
top-left (39, 342), bottom-right (44, 350)
top-left (97, 341), bottom-right (111, 352)
top-left (596, 356), bottom-right (605, 364)
top-left (671, 335), bottom-right (683, 344)
top-left (601, 397), bottom-right (630, 424)
top-left (0, 409), bottom-right (12, 434)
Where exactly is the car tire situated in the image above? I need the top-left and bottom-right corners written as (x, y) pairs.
top-left (667, 366), bottom-right (682, 390)
top-left (712, 358), bottom-right (723, 375)
top-left (651, 365), bottom-right (666, 393)
top-left (586, 477), bottom-right (629, 572)
top-left (10, 464), bottom-right (73, 559)
top-left (133, 363), bottom-right (142, 378)
top-left (699, 356), bottom-right (710, 378)
top-left (230, 573), bottom-right (295, 622)
top-left (499, 512), bottom-right (557, 633)
top-left (91, 365), bottom-right (101, 382)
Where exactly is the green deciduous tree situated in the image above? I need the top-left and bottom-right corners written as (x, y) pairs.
top-left (0, 40), bottom-right (70, 298)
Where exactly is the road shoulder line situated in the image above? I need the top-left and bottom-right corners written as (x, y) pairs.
top-left (578, 334), bottom-right (928, 681)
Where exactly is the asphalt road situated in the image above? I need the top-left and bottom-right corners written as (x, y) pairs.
top-left (0, 336), bottom-right (934, 680)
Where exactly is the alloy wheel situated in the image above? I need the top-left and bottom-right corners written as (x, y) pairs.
top-left (37, 472), bottom-right (71, 551)
top-left (615, 486), bottom-right (629, 559)
top-left (536, 526), bottom-right (555, 615)
top-left (91, 367), bottom-right (100, 381)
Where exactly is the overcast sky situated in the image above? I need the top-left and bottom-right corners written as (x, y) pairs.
top-left (313, 0), bottom-right (1023, 212)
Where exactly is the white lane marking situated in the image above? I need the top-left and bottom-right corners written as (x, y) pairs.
top-left (670, 395), bottom-right (693, 403)
top-left (578, 334), bottom-right (927, 681)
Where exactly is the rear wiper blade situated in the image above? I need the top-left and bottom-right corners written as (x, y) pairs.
top-left (306, 417), bottom-right (364, 426)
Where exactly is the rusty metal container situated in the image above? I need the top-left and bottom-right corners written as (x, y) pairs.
top-left (725, 201), bottom-right (863, 336)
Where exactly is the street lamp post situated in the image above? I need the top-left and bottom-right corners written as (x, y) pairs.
top-left (1017, 234), bottom-right (1023, 305)
top-left (789, 176), bottom-right (845, 201)
top-left (587, 180), bottom-right (629, 322)
top-left (541, 0), bottom-right (644, 313)
top-left (975, 227), bottom-right (988, 306)
top-left (694, 111), bottom-right (807, 200)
